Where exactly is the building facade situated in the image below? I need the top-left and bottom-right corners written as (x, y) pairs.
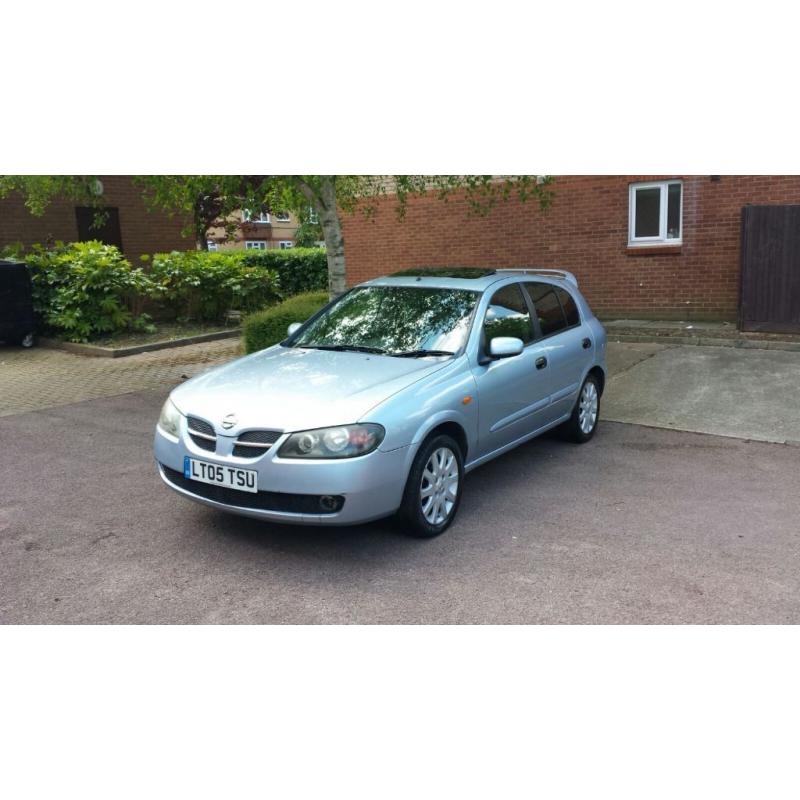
top-left (341, 175), bottom-right (800, 324)
top-left (207, 209), bottom-right (302, 252)
top-left (0, 176), bottom-right (191, 264)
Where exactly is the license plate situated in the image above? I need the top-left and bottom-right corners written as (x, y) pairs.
top-left (184, 456), bottom-right (258, 493)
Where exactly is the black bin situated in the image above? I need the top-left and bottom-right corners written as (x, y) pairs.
top-left (0, 259), bottom-right (36, 347)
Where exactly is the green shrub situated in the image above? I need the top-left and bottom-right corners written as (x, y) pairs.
top-left (243, 291), bottom-right (329, 353)
top-left (240, 247), bottom-right (328, 296)
top-left (148, 251), bottom-right (281, 322)
top-left (25, 241), bottom-right (155, 342)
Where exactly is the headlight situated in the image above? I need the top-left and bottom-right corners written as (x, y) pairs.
top-left (157, 397), bottom-right (182, 437)
top-left (278, 423), bottom-right (385, 459)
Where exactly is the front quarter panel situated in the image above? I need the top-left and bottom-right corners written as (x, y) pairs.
top-left (369, 356), bottom-right (478, 455)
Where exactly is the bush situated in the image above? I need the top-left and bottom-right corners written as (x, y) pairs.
top-left (243, 291), bottom-right (329, 353)
top-left (25, 241), bottom-right (155, 342)
top-left (148, 251), bottom-right (281, 322)
top-left (240, 247), bottom-right (327, 296)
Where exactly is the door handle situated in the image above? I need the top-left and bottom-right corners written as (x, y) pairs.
top-left (582, 338), bottom-right (592, 349)
top-left (535, 356), bottom-right (547, 370)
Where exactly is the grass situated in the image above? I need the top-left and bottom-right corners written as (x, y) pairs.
top-left (90, 322), bottom-right (238, 349)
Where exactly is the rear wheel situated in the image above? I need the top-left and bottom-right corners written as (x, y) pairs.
top-left (560, 373), bottom-right (600, 443)
top-left (398, 434), bottom-right (464, 538)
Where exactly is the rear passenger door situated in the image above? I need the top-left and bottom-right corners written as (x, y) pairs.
top-left (523, 282), bottom-right (591, 423)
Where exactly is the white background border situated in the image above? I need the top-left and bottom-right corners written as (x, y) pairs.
top-left (3, 1), bottom-right (799, 797)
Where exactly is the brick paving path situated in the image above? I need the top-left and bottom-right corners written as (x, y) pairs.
top-left (0, 340), bottom-right (242, 417)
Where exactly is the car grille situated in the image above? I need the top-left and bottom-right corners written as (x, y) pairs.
top-left (160, 465), bottom-right (344, 515)
top-left (187, 417), bottom-right (216, 452)
top-left (233, 429), bottom-right (282, 458)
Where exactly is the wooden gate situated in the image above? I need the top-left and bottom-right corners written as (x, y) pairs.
top-left (740, 205), bottom-right (800, 333)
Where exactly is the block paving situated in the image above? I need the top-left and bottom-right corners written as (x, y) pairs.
top-left (0, 340), bottom-right (242, 417)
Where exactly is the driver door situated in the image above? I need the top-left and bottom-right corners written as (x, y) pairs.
top-left (471, 283), bottom-right (552, 460)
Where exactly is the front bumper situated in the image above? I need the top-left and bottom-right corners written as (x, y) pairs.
top-left (154, 426), bottom-right (410, 526)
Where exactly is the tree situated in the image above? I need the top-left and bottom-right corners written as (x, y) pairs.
top-left (292, 207), bottom-right (324, 248)
top-left (0, 175), bottom-right (554, 296)
top-left (0, 175), bottom-right (104, 215)
top-left (134, 176), bottom-right (275, 251)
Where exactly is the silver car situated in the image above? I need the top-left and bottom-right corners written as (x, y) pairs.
top-left (154, 268), bottom-right (607, 537)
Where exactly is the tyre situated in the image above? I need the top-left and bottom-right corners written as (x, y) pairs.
top-left (560, 373), bottom-right (600, 443)
top-left (398, 433), bottom-right (464, 538)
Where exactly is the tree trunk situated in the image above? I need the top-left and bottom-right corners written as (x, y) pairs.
top-left (317, 178), bottom-right (347, 297)
top-left (294, 176), bottom-right (347, 298)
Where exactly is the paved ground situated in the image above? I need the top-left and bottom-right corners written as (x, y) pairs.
top-left (0, 388), bottom-right (797, 623)
top-left (604, 344), bottom-right (800, 444)
top-left (0, 339), bottom-right (241, 417)
top-left (1, 338), bottom-right (798, 623)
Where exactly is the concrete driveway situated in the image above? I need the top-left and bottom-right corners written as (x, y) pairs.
top-left (604, 343), bottom-right (800, 444)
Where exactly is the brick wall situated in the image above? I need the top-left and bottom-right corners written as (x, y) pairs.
top-left (0, 176), bottom-right (192, 264)
top-left (341, 175), bottom-right (800, 321)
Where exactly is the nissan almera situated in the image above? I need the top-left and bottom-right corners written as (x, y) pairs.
top-left (154, 268), bottom-right (607, 537)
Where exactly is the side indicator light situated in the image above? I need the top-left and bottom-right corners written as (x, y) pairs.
top-left (462, 396), bottom-right (473, 405)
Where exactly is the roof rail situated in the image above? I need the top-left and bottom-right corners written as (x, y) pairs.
top-left (496, 268), bottom-right (578, 287)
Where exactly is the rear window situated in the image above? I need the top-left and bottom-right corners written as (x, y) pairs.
top-left (556, 288), bottom-right (580, 327)
top-left (524, 283), bottom-right (566, 337)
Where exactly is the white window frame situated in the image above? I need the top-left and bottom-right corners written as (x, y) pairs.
top-left (242, 209), bottom-right (270, 224)
top-left (206, 240), bottom-right (219, 251)
top-left (275, 211), bottom-right (291, 222)
top-left (628, 180), bottom-right (683, 246)
top-left (278, 240), bottom-right (294, 249)
top-left (245, 240), bottom-right (267, 250)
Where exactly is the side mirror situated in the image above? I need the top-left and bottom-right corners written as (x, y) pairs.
top-left (287, 322), bottom-right (302, 336)
top-left (489, 336), bottom-right (524, 359)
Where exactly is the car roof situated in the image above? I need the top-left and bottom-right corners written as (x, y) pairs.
top-left (362, 268), bottom-right (578, 292)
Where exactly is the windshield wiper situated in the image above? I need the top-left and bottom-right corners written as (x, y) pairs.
top-left (301, 344), bottom-right (387, 354)
top-left (389, 349), bottom-right (455, 358)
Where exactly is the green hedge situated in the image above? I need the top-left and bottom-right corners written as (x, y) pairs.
top-left (240, 247), bottom-right (328, 296)
top-left (24, 241), bottom-right (155, 342)
top-left (243, 291), bottom-right (329, 353)
top-left (18, 243), bottom-right (328, 341)
top-left (149, 247), bottom-right (327, 321)
top-left (148, 251), bottom-right (280, 322)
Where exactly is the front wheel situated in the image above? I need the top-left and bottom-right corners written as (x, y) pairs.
top-left (398, 434), bottom-right (464, 538)
top-left (560, 373), bottom-right (600, 443)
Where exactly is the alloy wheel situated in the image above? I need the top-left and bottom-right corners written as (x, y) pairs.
top-left (578, 381), bottom-right (598, 434)
top-left (420, 446), bottom-right (459, 525)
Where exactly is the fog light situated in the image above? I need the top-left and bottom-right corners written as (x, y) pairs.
top-left (319, 495), bottom-right (342, 512)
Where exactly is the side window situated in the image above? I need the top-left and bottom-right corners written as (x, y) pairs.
top-left (555, 288), bottom-right (580, 327)
top-left (483, 284), bottom-right (533, 344)
top-left (524, 283), bottom-right (567, 337)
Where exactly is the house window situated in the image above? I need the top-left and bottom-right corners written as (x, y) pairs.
top-left (206, 240), bottom-right (219, 251)
top-left (245, 241), bottom-right (267, 250)
top-left (275, 211), bottom-right (291, 222)
top-left (628, 180), bottom-right (682, 246)
top-left (242, 209), bottom-right (270, 224)
top-left (278, 241), bottom-right (294, 250)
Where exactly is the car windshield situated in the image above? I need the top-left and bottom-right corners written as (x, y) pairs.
top-left (289, 285), bottom-right (479, 356)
